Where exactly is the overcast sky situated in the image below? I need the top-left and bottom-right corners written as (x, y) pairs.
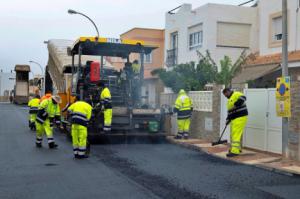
top-left (0, 0), bottom-right (249, 75)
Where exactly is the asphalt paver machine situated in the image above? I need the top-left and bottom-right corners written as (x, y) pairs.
top-left (63, 37), bottom-right (165, 139)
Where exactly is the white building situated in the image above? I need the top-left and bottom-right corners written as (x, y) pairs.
top-left (233, 0), bottom-right (300, 87)
top-left (0, 70), bottom-right (15, 96)
top-left (164, 3), bottom-right (258, 69)
top-left (258, 0), bottom-right (300, 56)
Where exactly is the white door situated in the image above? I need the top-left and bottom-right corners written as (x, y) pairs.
top-left (243, 89), bottom-right (269, 151)
top-left (243, 89), bottom-right (282, 154)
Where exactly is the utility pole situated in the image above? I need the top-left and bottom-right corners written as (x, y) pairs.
top-left (282, 0), bottom-right (289, 157)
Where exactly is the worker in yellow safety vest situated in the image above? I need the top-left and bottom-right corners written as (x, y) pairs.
top-left (173, 89), bottom-right (193, 139)
top-left (132, 60), bottom-right (141, 75)
top-left (68, 99), bottom-right (92, 159)
top-left (28, 94), bottom-right (40, 131)
top-left (36, 95), bottom-right (61, 149)
top-left (222, 88), bottom-right (248, 157)
top-left (99, 82), bottom-right (112, 132)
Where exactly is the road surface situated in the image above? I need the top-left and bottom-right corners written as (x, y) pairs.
top-left (1, 103), bottom-right (300, 199)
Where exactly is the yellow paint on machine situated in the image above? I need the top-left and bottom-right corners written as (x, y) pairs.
top-left (77, 36), bottom-right (146, 45)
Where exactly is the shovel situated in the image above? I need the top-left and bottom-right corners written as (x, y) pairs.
top-left (212, 124), bottom-right (228, 146)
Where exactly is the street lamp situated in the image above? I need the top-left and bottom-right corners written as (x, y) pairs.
top-left (29, 60), bottom-right (44, 75)
top-left (29, 60), bottom-right (45, 95)
top-left (67, 9), bottom-right (100, 38)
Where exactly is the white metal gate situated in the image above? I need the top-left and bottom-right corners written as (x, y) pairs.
top-left (220, 89), bottom-right (282, 154)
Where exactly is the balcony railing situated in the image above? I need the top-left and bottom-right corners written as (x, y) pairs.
top-left (166, 48), bottom-right (178, 67)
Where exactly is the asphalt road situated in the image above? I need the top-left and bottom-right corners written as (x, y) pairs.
top-left (1, 103), bottom-right (300, 199)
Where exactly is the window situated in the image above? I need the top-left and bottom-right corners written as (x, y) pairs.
top-left (272, 16), bottom-right (282, 41)
top-left (170, 32), bottom-right (178, 49)
top-left (144, 52), bottom-right (152, 63)
top-left (189, 31), bottom-right (203, 50)
top-left (188, 23), bottom-right (203, 50)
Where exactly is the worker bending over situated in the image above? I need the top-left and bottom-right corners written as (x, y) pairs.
top-left (173, 89), bottom-right (193, 139)
top-left (28, 94), bottom-right (40, 131)
top-left (68, 99), bottom-right (92, 159)
top-left (100, 82), bottom-right (112, 132)
top-left (222, 88), bottom-right (248, 157)
top-left (36, 95), bottom-right (61, 148)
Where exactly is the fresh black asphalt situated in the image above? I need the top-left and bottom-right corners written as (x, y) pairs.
top-left (1, 103), bottom-right (300, 199)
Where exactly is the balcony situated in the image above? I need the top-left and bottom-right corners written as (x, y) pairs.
top-left (166, 48), bottom-right (178, 67)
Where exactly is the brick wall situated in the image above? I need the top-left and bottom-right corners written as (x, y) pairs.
top-left (289, 68), bottom-right (300, 160)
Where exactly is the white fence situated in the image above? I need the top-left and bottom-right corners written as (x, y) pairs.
top-left (160, 91), bottom-right (213, 112)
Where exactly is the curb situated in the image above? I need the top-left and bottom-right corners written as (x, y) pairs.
top-left (166, 137), bottom-right (300, 177)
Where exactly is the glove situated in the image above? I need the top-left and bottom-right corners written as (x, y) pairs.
top-left (55, 116), bottom-right (61, 126)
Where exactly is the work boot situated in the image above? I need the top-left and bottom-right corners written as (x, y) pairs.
top-left (174, 135), bottom-right (182, 140)
top-left (48, 142), bottom-right (58, 149)
top-left (74, 154), bottom-right (80, 159)
top-left (183, 133), bottom-right (189, 140)
top-left (226, 152), bottom-right (239, 158)
top-left (36, 143), bottom-right (42, 148)
top-left (77, 154), bottom-right (89, 159)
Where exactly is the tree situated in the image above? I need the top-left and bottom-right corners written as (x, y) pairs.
top-left (198, 50), bottom-right (247, 87)
top-left (153, 50), bottom-right (247, 92)
top-left (152, 52), bottom-right (217, 93)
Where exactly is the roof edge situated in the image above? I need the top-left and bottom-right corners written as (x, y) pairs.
top-left (121, 27), bottom-right (165, 36)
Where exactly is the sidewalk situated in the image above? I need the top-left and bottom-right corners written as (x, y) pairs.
top-left (167, 136), bottom-right (300, 177)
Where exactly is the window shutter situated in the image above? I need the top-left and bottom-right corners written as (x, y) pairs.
top-left (217, 22), bottom-right (251, 48)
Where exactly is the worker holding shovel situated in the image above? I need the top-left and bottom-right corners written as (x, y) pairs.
top-left (222, 88), bottom-right (248, 157)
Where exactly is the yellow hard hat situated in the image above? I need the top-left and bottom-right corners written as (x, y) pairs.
top-left (52, 95), bottom-right (62, 104)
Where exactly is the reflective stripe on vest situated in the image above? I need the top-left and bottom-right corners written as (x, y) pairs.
top-left (72, 112), bottom-right (88, 127)
top-left (29, 107), bottom-right (39, 114)
top-left (177, 109), bottom-right (192, 119)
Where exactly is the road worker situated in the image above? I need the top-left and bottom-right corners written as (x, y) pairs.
top-left (132, 59), bottom-right (141, 75)
top-left (40, 89), bottom-right (52, 103)
top-left (28, 94), bottom-right (40, 131)
top-left (222, 88), bottom-right (248, 157)
top-left (173, 89), bottom-right (193, 139)
top-left (35, 95), bottom-right (61, 148)
top-left (99, 82), bottom-right (112, 132)
top-left (68, 99), bottom-right (92, 159)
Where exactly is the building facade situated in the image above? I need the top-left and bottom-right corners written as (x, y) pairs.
top-left (0, 70), bottom-right (15, 97)
top-left (164, 3), bottom-right (258, 70)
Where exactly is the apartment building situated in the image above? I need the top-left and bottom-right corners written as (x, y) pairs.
top-left (164, 3), bottom-right (258, 69)
top-left (233, 0), bottom-right (300, 87)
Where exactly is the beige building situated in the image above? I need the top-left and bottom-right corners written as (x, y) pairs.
top-left (108, 28), bottom-right (165, 108)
